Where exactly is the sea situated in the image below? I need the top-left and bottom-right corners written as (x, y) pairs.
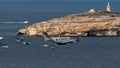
top-left (0, 1), bottom-right (120, 68)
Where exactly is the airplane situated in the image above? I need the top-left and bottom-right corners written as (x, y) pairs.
top-left (42, 32), bottom-right (78, 45)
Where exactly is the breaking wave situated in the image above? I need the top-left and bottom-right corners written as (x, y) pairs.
top-left (0, 21), bottom-right (29, 24)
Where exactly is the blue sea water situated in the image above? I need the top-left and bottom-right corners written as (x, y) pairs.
top-left (0, 1), bottom-right (120, 68)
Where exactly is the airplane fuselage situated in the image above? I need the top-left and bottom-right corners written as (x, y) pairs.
top-left (42, 32), bottom-right (77, 45)
top-left (51, 37), bottom-right (76, 44)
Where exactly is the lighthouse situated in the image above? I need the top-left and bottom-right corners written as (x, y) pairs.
top-left (106, 2), bottom-right (111, 12)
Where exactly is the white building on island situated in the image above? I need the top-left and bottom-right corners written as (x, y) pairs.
top-left (89, 8), bottom-right (98, 13)
top-left (88, 2), bottom-right (111, 13)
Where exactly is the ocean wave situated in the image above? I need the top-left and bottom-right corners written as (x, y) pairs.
top-left (0, 21), bottom-right (29, 24)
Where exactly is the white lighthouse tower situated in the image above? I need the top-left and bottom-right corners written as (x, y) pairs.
top-left (106, 2), bottom-right (111, 12)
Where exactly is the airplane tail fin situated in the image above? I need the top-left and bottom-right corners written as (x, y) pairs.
top-left (42, 32), bottom-right (51, 41)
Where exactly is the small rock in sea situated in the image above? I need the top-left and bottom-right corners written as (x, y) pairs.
top-left (42, 44), bottom-right (49, 48)
top-left (2, 45), bottom-right (9, 49)
top-left (51, 46), bottom-right (55, 49)
top-left (22, 42), bottom-right (31, 45)
top-left (16, 37), bottom-right (24, 43)
top-left (16, 40), bottom-right (21, 43)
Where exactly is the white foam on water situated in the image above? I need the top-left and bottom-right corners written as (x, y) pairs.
top-left (0, 21), bottom-right (29, 24)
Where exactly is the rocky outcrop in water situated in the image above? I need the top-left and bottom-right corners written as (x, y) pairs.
top-left (17, 11), bottom-right (120, 36)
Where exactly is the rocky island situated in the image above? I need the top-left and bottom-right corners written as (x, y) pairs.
top-left (17, 3), bottom-right (120, 36)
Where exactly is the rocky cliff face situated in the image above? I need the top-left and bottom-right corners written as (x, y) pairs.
top-left (17, 11), bottom-right (120, 36)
